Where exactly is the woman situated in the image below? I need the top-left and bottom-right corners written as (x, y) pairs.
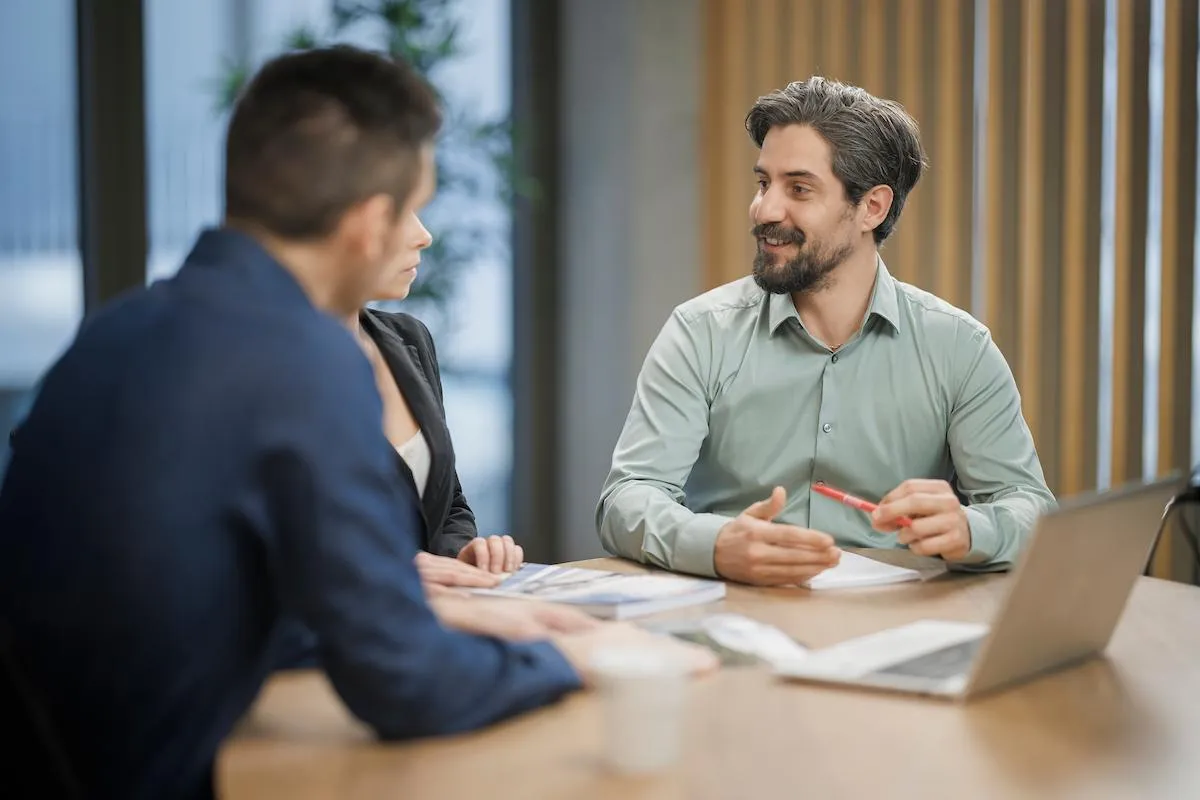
top-left (348, 207), bottom-right (524, 580)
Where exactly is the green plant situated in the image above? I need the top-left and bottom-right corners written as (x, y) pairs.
top-left (214, 0), bottom-right (519, 326)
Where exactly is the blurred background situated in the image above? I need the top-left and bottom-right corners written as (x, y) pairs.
top-left (1, 0), bottom-right (1196, 581)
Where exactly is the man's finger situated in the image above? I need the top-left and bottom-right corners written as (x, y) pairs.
top-left (744, 486), bottom-right (786, 521)
top-left (753, 562), bottom-right (838, 586)
top-left (534, 604), bottom-right (600, 633)
top-left (907, 530), bottom-right (969, 559)
top-left (881, 479), bottom-right (953, 505)
top-left (875, 492), bottom-right (957, 524)
top-left (750, 542), bottom-right (841, 567)
top-left (754, 520), bottom-right (836, 550)
top-left (419, 559), bottom-right (501, 588)
top-left (895, 512), bottom-right (962, 544)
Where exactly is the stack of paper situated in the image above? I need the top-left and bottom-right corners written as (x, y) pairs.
top-left (801, 550), bottom-right (923, 590)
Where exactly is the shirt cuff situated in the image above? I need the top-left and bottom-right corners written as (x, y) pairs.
top-left (955, 506), bottom-right (1000, 566)
top-left (669, 513), bottom-right (732, 578)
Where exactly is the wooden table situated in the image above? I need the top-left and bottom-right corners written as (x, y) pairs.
top-left (219, 554), bottom-right (1200, 799)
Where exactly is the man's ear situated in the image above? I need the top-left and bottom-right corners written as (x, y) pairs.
top-left (337, 193), bottom-right (397, 263)
top-left (860, 184), bottom-right (894, 235)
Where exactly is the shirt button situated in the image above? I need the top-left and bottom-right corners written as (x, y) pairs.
top-left (831, 354), bottom-right (839, 363)
top-left (822, 422), bottom-right (832, 433)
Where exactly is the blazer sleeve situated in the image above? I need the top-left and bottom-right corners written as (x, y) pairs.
top-left (260, 332), bottom-right (580, 738)
top-left (402, 316), bottom-right (480, 553)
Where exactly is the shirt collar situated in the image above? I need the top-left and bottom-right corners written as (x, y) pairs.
top-left (767, 256), bottom-right (901, 336)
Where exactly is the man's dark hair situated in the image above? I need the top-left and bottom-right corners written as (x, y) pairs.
top-left (745, 77), bottom-right (927, 244)
top-left (224, 45), bottom-right (442, 239)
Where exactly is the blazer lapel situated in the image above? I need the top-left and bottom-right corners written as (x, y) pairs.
top-left (359, 312), bottom-right (455, 524)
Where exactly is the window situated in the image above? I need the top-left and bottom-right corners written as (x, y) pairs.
top-left (143, 0), bottom-right (515, 534)
top-left (0, 0), bottom-right (82, 480)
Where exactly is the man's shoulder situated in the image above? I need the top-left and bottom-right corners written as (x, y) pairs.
top-left (673, 277), bottom-right (765, 324)
top-left (892, 279), bottom-right (989, 342)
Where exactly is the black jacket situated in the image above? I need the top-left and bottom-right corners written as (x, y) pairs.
top-left (359, 308), bottom-right (478, 556)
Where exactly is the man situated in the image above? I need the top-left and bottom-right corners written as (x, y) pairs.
top-left (0, 47), bottom-right (710, 800)
top-left (596, 77), bottom-right (1056, 586)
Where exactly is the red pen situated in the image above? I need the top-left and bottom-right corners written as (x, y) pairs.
top-left (812, 483), bottom-right (914, 528)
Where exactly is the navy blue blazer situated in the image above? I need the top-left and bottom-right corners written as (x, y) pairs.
top-left (0, 229), bottom-right (579, 800)
top-left (359, 308), bottom-right (477, 556)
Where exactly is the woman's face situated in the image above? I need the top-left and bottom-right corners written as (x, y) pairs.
top-left (373, 208), bottom-right (434, 302)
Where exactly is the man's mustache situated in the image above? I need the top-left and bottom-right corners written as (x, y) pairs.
top-left (752, 223), bottom-right (805, 246)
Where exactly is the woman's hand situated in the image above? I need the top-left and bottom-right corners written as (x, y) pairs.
top-left (457, 535), bottom-right (524, 573)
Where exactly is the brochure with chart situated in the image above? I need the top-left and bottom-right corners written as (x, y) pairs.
top-left (471, 563), bottom-right (727, 620)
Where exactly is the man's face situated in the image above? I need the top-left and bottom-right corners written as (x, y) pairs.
top-left (748, 124), bottom-right (860, 295)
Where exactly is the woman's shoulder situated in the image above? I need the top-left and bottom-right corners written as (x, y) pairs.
top-left (362, 307), bottom-right (435, 351)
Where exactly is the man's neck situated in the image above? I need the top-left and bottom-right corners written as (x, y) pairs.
top-left (791, 245), bottom-right (879, 350)
top-left (226, 220), bottom-right (356, 318)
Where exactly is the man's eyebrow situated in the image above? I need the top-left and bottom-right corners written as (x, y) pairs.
top-left (753, 165), bottom-right (821, 181)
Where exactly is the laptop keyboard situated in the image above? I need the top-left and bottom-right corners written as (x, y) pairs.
top-left (876, 637), bottom-right (983, 680)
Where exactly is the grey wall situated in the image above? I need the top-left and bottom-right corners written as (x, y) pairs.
top-left (557, 0), bottom-right (703, 560)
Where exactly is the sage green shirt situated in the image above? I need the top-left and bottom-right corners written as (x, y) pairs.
top-left (596, 260), bottom-right (1056, 578)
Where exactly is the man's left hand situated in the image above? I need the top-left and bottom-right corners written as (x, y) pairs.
top-left (872, 479), bottom-right (971, 561)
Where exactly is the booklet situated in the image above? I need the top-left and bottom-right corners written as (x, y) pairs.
top-left (470, 563), bottom-right (727, 620)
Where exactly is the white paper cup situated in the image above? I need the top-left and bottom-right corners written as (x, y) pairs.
top-left (591, 645), bottom-right (691, 775)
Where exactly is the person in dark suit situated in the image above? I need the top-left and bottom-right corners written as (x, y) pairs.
top-left (0, 47), bottom-right (712, 800)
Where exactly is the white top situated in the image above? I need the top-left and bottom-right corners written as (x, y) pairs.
top-left (395, 429), bottom-right (432, 499)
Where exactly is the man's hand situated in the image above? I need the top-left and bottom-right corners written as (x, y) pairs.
top-left (415, 551), bottom-right (502, 589)
top-left (457, 535), bottom-right (524, 573)
top-left (429, 594), bottom-right (601, 641)
top-left (550, 622), bottom-right (719, 685)
top-left (872, 479), bottom-right (972, 561)
top-left (713, 487), bottom-right (840, 586)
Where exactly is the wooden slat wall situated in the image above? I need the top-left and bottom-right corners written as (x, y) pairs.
top-left (702, 0), bottom-right (1200, 580)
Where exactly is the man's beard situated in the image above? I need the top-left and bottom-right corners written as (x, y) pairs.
top-left (751, 222), bottom-right (855, 295)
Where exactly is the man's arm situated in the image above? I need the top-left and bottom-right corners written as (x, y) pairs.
top-left (595, 309), bottom-right (731, 577)
top-left (945, 326), bottom-right (1057, 569)
top-left (261, 341), bottom-right (580, 739)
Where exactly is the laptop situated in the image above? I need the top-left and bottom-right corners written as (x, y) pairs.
top-left (775, 477), bottom-right (1182, 700)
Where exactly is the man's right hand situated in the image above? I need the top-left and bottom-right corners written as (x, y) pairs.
top-left (713, 486), bottom-right (840, 585)
top-left (429, 594), bottom-right (600, 641)
top-left (550, 622), bottom-right (719, 684)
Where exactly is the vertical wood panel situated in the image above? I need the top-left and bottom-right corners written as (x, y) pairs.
top-left (1059, 0), bottom-right (1092, 497)
top-left (749, 0), bottom-right (783, 96)
top-left (983, 0), bottom-right (1007, 340)
top-left (1110, 0), bottom-right (1133, 487)
top-left (935, 0), bottom-right (966, 308)
top-left (894, 0), bottom-right (926, 285)
top-left (1110, 0), bottom-right (1151, 487)
top-left (1153, 0), bottom-right (1199, 581)
top-left (1018, 0), bottom-right (1046, 448)
top-left (824, 0), bottom-right (850, 81)
top-left (1159, 0), bottom-right (1198, 480)
top-left (860, 0), bottom-right (888, 98)
top-left (703, 0), bottom-right (752, 288)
